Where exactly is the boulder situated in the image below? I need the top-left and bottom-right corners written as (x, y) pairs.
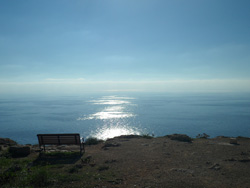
top-left (9, 145), bottom-right (31, 157)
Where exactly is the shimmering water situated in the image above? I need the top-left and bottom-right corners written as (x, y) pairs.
top-left (77, 96), bottom-right (140, 140)
top-left (0, 92), bottom-right (250, 144)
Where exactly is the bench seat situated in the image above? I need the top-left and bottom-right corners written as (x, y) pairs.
top-left (37, 133), bottom-right (84, 154)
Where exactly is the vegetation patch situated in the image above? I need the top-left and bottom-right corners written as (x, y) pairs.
top-left (0, 145), bottom-right (120, 188)
top-left (141, 134), bottom-right (154, 139)
top-left (28, 167), bottom-right (52, 187)
top-left (0, 138), bottom-right (17, 146)
top-left (85, 137), bottom-right (104, 145)
top-left (68, 164), bottom-right (83, 173)
top-left (98, 165), bottom-right (109, 171)
top-left (166, 134), bottom-right (192, 142)
top-left (41, 151), bottom-right (80, 157)
top-left (0, 156), bottom-right (52, 187)
top-left (196, 133), bottom-right (210, 139)
top-left (34, 151), bottom-right (82, 166)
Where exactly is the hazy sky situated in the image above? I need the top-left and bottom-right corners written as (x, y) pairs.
top-left (1, 0), bottom-right (250, 94)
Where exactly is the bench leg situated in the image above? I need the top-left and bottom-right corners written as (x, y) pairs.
top-left (80, 143), bottom-right (85, 154)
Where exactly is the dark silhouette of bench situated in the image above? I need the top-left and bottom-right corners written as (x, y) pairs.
top-left (37, 133), bottom-right (84, 154)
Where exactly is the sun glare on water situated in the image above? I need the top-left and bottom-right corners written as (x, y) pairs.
top-left (78, 96), bottom-right (141, 140)
top-left (77, 97), bottom-right (136, 120)
top-left (91, 125), bottom-right (140, 140)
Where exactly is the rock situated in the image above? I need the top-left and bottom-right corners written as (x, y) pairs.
top-left (209, 163), bottom-right (221, 170)
top-left (225, 158), bottom-right (237, 162)
top-left (216, 136), bottom-right (229, 139)
top-left (105, 159), bottom-right (117, 163)
top-left (82, 155), bottom-right (92, 163)
top-left (9, 145), bottom-right (31, 157)
top-left (241, 152), bottom-right (248, 155)
top-left (230, 138), bottom-right (238, 145)
top-left (107, 178), bottom-right (123, 185)
top-left (0, 138), bottom-right (17, 146)
top-left (102, 142), bottom-right (121, 149)
top-left (238, 158), bottom-right (250, 163)
top-left (170, 168), bottom-right (194, 174)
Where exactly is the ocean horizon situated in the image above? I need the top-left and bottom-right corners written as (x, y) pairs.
top-left (0, 92), bottom-right (250, 145)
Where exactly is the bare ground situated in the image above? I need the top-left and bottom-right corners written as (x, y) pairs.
top-left (82, 136), bottom-right (250, 188)
top-left (2, 136), bottom-right (250, 188)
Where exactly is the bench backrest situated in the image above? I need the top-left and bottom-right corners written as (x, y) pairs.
top-left (37, 134), bottom-right (81, 146)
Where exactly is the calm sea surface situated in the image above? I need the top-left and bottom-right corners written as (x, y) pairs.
top-left (0, 92), bottom-right (250, 144)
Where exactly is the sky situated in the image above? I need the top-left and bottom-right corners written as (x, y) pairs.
top-left (1, 0), bottom-right (250, 94)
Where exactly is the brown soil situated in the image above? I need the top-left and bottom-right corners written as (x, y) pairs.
top-left (3, 136), bottom-right (250, 188)
top-left (83, 136), bottom-right (250, 188)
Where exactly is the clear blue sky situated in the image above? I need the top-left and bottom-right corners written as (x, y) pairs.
top-left (1, 0), bottom-right (250, 94)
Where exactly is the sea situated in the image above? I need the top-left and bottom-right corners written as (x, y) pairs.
top-left (0, 92), bottom-right (250, 145)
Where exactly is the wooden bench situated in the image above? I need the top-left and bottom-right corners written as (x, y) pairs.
top-left (37, 133), bottom-right (84, 154)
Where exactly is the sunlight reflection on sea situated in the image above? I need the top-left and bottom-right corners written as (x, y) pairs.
top-left (77, 96), bottom-right (141, 140)
top-left (77, 106), bottom-right (135, 120)
top-left (90, 122), bottom-right (141, 140)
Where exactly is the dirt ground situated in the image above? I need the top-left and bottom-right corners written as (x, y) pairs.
top-left (2, 135), bottom-right (250, 188)
top-left (82, 136), bottom-right (250, 188)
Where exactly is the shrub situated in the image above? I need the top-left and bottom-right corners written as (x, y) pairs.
top-left (1, 149), bottom-right (12, 158)
top-left (98, 165), bottom-right (109, 171)
top-left (68, 164), bottom-right (83, 173)
top-left (166, 134), bottom-right (192, 142)
top-left (68, 166), bottom-right (79, 173)
top-left (85, 137), bottom-right (103, 145)
top-left (196, 133), bottom-right (210, 139)
top-left (141, 134), bottom-right (154, 139)
top-left (0, 138), bottom-right (17, 146)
